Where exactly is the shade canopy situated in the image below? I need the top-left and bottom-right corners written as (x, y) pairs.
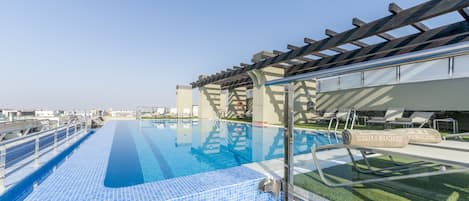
top-left (191, 0), bottom-right (469, 90)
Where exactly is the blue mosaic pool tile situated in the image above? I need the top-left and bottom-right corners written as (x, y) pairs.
top-left (24, 121), bottom-right (276, 201)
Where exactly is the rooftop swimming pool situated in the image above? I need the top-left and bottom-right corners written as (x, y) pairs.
top-left (104, 120), bottom-right (340, 187)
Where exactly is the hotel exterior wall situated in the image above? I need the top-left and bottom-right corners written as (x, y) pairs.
top-left (316, 77), bottom-right (469, 111)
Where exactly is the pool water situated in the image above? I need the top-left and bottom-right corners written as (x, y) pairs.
top-left (104, 120), bottom-right (340, 188)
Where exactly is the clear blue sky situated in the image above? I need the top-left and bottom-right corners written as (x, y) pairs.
top-left (0, 0), bottom-right (436, 110)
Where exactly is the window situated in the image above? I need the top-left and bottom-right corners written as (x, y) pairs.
top-left (400, 58), bottom-right (449, 83)
top-left (339, 72), bottom-right (362, 89)
top-left (317, 55), bottom-right (469, 93)
top-left (453, 54), bottom-right (469, 78)
top-left (364, 67), bottom-right (397, 86)
top-left (318, 77), bottom-right (338, 92)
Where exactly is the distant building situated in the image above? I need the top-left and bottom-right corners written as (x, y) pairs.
top-left (35, 110), bottom-right (55, 117)
top-left (169, 108), bottom-right (177, 116)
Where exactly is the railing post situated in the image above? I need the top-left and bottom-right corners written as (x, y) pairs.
top-left (74, 123), bottom-right (78, 141)
top-left (66, 124), bottom-right (70, 145)
top-left (0, 145), bottom-right (6, 193)
top-left (34, 135), bottom-right (39, 167)
top-left (74, 123), bottom-right (78, 140)
top-left (84, 114), bottom-right (88, 133)
top-left (54, 127), bottom-right (58, 154)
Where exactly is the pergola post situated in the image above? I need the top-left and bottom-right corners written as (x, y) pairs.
top-left (176, 85), bottom-right (193, 118)
top-left (247, 66), bottom-right (285, 125)
top-left (198, 82), bottom-right (221, 120)
top-left (219, 90), bottom-right (228, 118)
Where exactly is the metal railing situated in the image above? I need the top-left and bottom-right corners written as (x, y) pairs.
top-left (0, 120), bottom-right (88, 193)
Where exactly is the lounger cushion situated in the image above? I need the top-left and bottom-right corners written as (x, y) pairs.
top-left (395, 117), bottom-right (412, 122)
top-left (392, 128), bottom-right (442, 143)
top-left (342, 130), bottom-right (408, 148)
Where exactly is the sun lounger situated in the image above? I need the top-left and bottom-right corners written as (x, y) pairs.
top-left (367, 107), bottom-right (404, 127)
top-left (313, 108), bottom-right (337, 122)
top-left (389, 112), bottom-right (434, 128)
top-left (311, 129), bottom-right (469, 187)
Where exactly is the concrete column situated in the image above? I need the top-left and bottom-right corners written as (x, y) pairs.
top-left (176, 85), bottom-right (193, 117)
top-left (294, 80), bottom-right (318, 124)
top-left (219, 90), bottom-right (228, 118)
top-left (247, 66), bottom-right (285, 125)
top-left (227, 87), bottom-right (247, 118)
top-left (198, 83), bottom-right (221, 120)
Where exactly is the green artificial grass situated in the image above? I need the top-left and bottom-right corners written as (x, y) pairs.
top-left (294, 156), bottom-right (469, 201)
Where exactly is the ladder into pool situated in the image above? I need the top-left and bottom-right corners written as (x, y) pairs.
top-left (327, 109), bottom-right (357, 142)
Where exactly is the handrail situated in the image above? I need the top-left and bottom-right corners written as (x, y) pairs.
top-left (0, 119), bottom-right (88, 193)
top-left (0, 122), bottom-right (78, 147)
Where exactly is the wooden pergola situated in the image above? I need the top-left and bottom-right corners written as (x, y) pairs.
top-left (190, 0), bottom-right (469, 90)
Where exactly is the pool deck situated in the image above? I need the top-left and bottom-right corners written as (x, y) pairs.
top-left (24, 121), bottom-right (275, 201)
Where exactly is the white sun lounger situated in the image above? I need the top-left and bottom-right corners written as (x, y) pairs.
top-left (311, 137), bottom-right (469, 187)
top-left (314, 108), bottom-right (337, 122)
top-left (367, 107), bottom-right (404, 126)
top-left (389, 112), bottom-right (434, 128)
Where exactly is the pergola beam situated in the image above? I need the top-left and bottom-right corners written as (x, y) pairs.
top-left (458, 7), bottom-right (469, 21)
top-left (240, 63), bottom-right (250, 67)
top-left (303, 38), bottom-right (330, 57)
top-left (352, 17), bottom-right (396, 41)
top-left (287, 21), bottom-right (469, 75)
top-left (324, 30), bottom-right (350, 53)
top-left (287, 44), bottom-right (299, 50)
top-left (297, 57), bottom-right (314, 62)
top-left (388, 3), bottom-right (430, 32)
top-left (273, 50), bottom-right (284, 55)
top-left (193, 0), bottom-right (469, 88)
top-left (221, 77), bottom-right (252, 90)
top-left (325, 29), bottom-right (356, 52)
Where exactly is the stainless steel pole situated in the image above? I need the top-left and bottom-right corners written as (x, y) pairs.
top-left (66, 124), bottom-right (70, 145)
top-left (0, 145), bottom-right (6, 193)
top-left (54, 127), bottom-right (58, 154)
top-left (283, 82), bottom-right (294, 201)
top-left (34, 135), bottom-right (39, 167)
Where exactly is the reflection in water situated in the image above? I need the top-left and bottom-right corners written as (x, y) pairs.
top-left (150, 119), bottom-right (337, 164)
top-left (106, 120), bottom-right (340, 186)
